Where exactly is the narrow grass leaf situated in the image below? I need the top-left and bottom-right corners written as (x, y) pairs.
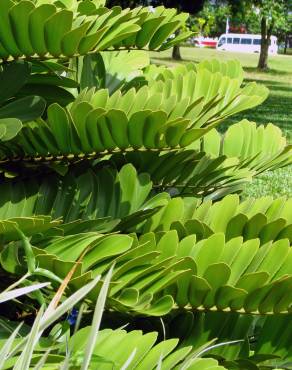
top-left (33, 349), bottom-right (51, 370)
top-left (81, 265), bottom-right (114, 370)
top-left (41, 275), bottom-right (101, 331)
top-left (0, 323), bottom-right (23, 369)
top-left (14, 305), bottom-right (45, 370)
top-left (0, 283), bottom-right (50, 304)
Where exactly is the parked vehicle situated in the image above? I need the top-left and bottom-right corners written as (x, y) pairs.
top-left (216, 33), bottom-right (278, 54)
top-left (194, 37), bottom-right (218, 48)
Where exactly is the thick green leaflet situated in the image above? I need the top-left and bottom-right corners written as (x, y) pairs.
top-left (0, 3), bottom-right (189, 60)
top-left (0, 62), bottom-right (30, 104)
top-left (44, 9), bottom-right (73, 56)
top-left (0, 96), bottom-right (46, 122)
top-left (29, 4), bottom-right (56, 56)
top-left (0, 0), bottom-right (21, 57)
top-left (9, 1), bottom-right (35, 55)
top-left (0, 118), bottom-right (22, 141)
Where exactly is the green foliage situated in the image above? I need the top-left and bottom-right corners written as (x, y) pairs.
top-left (0, 60), bottom-right (270, 169)
top-left (0, 61), bottom-right (46, 141)
top-left (136, 194), bottom-right (292, 244)
top-left (191, 1), bottom-right (231, 37)
top-left (0, 1), bottom-right (191, 61)
top-left (0, 2), bottom-right (291, 370)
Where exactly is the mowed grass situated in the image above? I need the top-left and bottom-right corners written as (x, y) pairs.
top-left (150, 47), bottom-right (292, 198)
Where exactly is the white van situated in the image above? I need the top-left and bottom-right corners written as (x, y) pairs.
top-left (216, 33), bottom-right (278, 55)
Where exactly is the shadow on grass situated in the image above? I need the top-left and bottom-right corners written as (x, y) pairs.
top-left (151, 56), bottom-right (196, 65)
top-left (151, 58), bottom-right (292, 76)
top-left (244, 67), bottom-right (292, 76)
top-left (223, 93), bottom-right (292, 133)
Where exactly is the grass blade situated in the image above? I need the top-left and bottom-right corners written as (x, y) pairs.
top-left (0, 323), bottom-right (23, 369)
top-left (33, 349), bottom-right (51, 370)
top-left (40, 275), bottom-right (101, 331)
top-left (9, 276), bottom-right (101, 359)
top-left (14, 306), bottom-right (45, 370)
top-left (81, 265), bottom-right (114, 370)
top-left (0, 283), bottom-right (50, 304)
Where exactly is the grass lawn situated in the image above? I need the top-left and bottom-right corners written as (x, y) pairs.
top-left (150, 47), bottom-right (292, 198)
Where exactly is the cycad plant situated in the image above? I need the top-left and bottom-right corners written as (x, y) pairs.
top-left (0, 1), bottom-right (292, 369)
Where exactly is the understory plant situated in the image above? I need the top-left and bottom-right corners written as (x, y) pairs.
top-left (0, 0), bottom-right (291, 369)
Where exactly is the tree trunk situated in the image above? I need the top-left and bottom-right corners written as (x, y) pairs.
top-left (258, 16), bottom-right (274, 70)
top-left (258, 17), bottom-right (269, 70)
top-left (172, 44), bottom-right (182, 60)
top-left (284, 33), bottom-right (288, 54)
top-left (258, 39), bottom-right (269, 69)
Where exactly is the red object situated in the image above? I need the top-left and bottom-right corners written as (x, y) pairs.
top-left (200, 40), bottom-right (217, 48)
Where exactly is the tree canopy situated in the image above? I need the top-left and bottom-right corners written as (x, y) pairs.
top-left (106, 0), bottom-right (205, 13)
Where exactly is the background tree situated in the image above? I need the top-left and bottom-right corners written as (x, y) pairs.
top-left (281, 2), bottom-right (292, 54)
top-left (153, 1), bottom-right (206, 59)
top-left (192, 1), bottom-right (231, 37)
top-left (226, 0), bottom-right (289, 69)
top-left (248, 0), bottom-right (287, 69)
top-left (194, 0), bottom-right (290, 69)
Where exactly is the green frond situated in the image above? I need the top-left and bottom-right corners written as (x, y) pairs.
top-left (195, 59), bottom-right (245, 83)
top-left (170, 311), bottom-right (292, 364)
top-left (145, 59), bottom-right (244, 84)
top-left (66, 328), bottom-right (227, 369)
top-left (145, 61), bottom-right (268, 125)
top-left (171, 233), bottom-right (292, 315)
top-left (0, 64), bottom-right (269, 163)
top-left (106, 150), bottom-right (252, 198)
top-left (0, 1), bottom-right (190, 62)
top-left (4, 229), bottom-right (291, 315)
top-left (3, 165), bottom-right (291, 246)
top-left (100, 119), bottom-right (291, 200)
top-left (200, 120), bottom-right (292, 174)
top-left (136, 194), bottom-right (292, 245)
top-left (0, 0), bottom-right (290, 367)
top-left (0, 216), bottom-right (60, 242)
top-left (0, 164), bottom-right (169, 232)
top-left (3, 326), bottom-right (226, 369)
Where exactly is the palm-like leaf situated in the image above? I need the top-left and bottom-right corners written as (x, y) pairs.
top-left (0, 164), bottom-right (169, 232)
top-left (106, 150), bottom-right (251, 198)
top-left (5, 229), bottom-right (291, 316)
top-left (0, 216), bottom-right (60, 241)
top-left (64, 327), bottom-right (227, 370)
top-left (137, 194), bottom-right (292, 244)
top-left (99, 120), bottom-right (291, 200)
top-left (0, 2), bottom-right (190, 61)
top-left (170, 312), bottom-right (292, 365)
top-left (0, 2), bottom-right (290, 368)
top-left (0, 64), bottom-right (268, 163)
top-left (200, 120), bottom-right (292, 175)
